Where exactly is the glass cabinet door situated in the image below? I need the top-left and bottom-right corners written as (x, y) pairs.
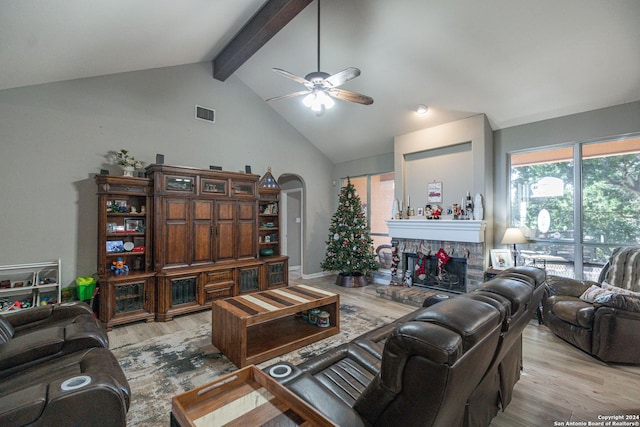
top-left (238, 265), bottom-right (261, 293)
top-left (164, 175), bottom-right (195, 193)
top-left (231, 180), bottom-right (255, 197)
top-left (114, 281), bottom-right (146, 314)
top-left (201, 178), bottom-right (228, 195)
top-left (171, 276), bottom-right (197, 306)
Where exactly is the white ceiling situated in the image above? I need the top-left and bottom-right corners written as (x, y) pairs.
top-left (2, 0), bottom-right (639, 163)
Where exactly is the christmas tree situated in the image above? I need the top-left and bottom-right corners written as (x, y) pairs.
top-left (321, 178), bottom-right (379, 276)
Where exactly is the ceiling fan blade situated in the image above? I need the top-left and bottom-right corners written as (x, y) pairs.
top-left (266, 90), bottom-right (311, 102)
top-left (272, 68), bottom-right (312, 86)
top-left (328, 88), bottom-right (374, 105)
top-left (323, 67), bottom-right (361, 88)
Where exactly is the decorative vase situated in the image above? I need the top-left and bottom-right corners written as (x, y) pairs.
top-left (121, 166), bottom-right (135, 177)
top-left (335, 272), bottom-right (368, 288)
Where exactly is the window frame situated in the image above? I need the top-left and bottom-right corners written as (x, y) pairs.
top-left (507, 132), bottom-right (640, 279)
top-left (340, 172), bottom-right (394, 247)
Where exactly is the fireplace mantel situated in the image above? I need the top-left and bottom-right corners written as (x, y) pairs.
top-left (386, 219), bottom-right (487, 243)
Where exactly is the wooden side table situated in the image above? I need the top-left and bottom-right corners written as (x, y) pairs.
top-left (484, 267), bottom-right (503, 281)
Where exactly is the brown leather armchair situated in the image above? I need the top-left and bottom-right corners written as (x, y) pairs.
top-left (542, 247), bottom-right (640, 364)
top-left (0, 347), bottom-right (131, 427)
top-left (0, 302), bottom-right (130, 426)
top-left (1, 301), bottom-right (97, 333)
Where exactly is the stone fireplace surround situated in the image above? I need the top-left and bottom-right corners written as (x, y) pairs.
top-left (387, 219), bottom-right (487, 292)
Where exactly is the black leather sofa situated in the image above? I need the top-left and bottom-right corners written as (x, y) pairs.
top-left (265, 266), bottom-right (546, 427)
top-left (0, 302), bottom-right (130, 426)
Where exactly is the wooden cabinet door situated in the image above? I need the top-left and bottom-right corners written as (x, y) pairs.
top-left (215, 201), bottom-right (236, 262)
top-left (164, 198), bottom-right (190, 267)
top-left (192, 199), bottom-right (215, 265)
top-left (237, 201), bottom-right (257, 259)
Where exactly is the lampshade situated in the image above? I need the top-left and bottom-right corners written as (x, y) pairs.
top-left (303, 90), bottom-right (335, 112)
top-left (501, 227), bottom-right (528, 245)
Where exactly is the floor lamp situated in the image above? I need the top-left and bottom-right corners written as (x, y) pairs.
top-left (501, 227), bottom-right (528, 266)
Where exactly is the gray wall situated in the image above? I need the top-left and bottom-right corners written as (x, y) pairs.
top-left (493, 101), bottom-right (640, 246)
top-left (0, 62), bottom-right (334, 284)
top-left (393, 114), bottom-right (493, 218)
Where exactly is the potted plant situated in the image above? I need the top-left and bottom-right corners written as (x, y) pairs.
top-left (112, 148), bottom-right (143, 176)
top-left (321, 178), bottom-right (379, 287)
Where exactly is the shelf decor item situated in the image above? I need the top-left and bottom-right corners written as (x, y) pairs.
top-left (428, 181), bottom-right (443, 203)
top-left (490, 249), bottom-right (514, 270)
top-left (321, 177), bottom-right (379, 287)
top-left (112, 148), bottom-right (143, 176)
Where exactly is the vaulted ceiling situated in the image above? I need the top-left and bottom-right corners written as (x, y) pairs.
top-left (2, 0), bottom-right (639, 163)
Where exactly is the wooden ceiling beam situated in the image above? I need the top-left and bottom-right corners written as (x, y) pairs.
top-left (213, 0), bottom-right (313, 82)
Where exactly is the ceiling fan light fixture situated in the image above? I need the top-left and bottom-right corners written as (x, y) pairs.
top-left (416, 104), bottom-right (429, 115)
top-left (267, 0), bottom-right (373, 111)
top-left (303, 90), bottom-right (335, 112)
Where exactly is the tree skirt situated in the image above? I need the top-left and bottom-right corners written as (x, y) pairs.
top-left (110, 304), bottom-right (400, 427)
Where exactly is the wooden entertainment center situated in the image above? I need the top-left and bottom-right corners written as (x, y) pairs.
top-left (95, 165), bottom-right (288, 330)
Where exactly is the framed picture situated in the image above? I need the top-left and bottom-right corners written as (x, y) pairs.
top-left (124, 218), bottom-right (144, 232)
top-left (428, 182), bottom-right (443, 203)
top-left (106, 240), bottom-right (124, 253)
top-left (416, 207), bottom-right (424, 216)
top-left (490, 249), bottom-right (513, 270)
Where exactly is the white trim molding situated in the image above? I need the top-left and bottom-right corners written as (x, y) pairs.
top-left (386, 219), bottom-right (487, 243)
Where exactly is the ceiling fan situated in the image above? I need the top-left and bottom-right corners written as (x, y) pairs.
top-left (266, 0), bottom-right (373, 115)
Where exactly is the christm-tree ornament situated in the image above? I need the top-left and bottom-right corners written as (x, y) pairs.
top-left (321, 178), bottom-right (379, 287)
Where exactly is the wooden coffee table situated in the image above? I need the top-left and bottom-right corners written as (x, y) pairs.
top-left (211, 285), bottom-right (340, 367)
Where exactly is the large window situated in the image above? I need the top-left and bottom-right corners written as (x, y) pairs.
top-left (509, 135), bottom-right (640, 280)
top-left (342, 173), bottom-right (395, 258)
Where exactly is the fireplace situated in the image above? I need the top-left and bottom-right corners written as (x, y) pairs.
top-left (405, 253), bottom-right (467, 293)
top-left (386, 219), bottom-right (488, 292)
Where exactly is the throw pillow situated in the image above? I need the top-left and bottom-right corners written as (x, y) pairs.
top-left (579, 285), bottom-right (615, 303)
top-left (599, 293), bottom-right (640, 313)
top-left (601, 281), bottom-right (640, 298)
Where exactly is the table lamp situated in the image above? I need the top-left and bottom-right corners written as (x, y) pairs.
top-left (501, 227), bottom-right (528, 266)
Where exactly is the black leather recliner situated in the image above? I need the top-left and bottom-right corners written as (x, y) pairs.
top-left (265, 266), bottom-right (546, 427)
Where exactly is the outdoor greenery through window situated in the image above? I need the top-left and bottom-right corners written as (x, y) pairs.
top-left (342, 173), bottom-right (395, 268)
top-left (509, 135), bottom-right (640, 280)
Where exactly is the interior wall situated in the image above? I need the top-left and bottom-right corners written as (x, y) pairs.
top-left (0, 62), bottom-right (334, 284)
top-left (404, 142), bottom-right (472, 210)
top-left (393, 114), bottom-right (494, 245)
top-left (493, 100), bottom-right (640, 247)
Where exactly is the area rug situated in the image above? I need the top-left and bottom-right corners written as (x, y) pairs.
top-left (110, 304), bottom-right (399, 427)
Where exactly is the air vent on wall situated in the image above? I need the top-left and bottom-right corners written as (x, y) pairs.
top-left (195, 105), bottom-right (215, 123)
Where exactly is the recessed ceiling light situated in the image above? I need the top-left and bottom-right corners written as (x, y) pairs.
top-left (416, 104), bottom-right (429, 114)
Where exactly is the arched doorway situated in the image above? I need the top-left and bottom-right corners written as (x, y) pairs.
top-left (277, 174), bottom-right (304, 277)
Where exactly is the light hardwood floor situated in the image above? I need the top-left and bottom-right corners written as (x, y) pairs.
top-left (108, 274), bottom-right (640, 425)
